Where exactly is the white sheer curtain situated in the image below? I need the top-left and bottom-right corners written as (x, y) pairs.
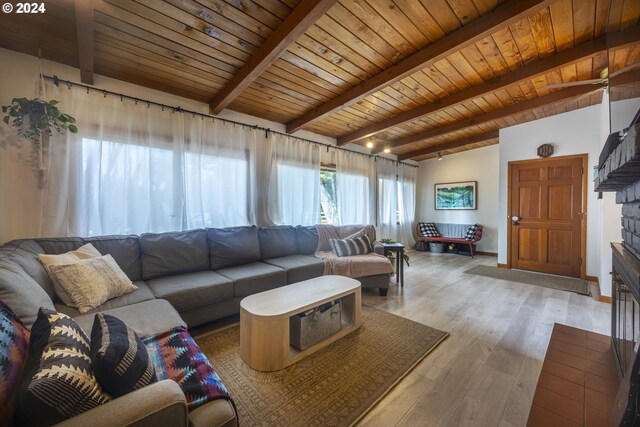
top-left (42, 84), bottom-right (258, 236)
top-left (266, 133), bottom-right (320, 225)
top-left (398, 164), bottom-right (417, 246)
top-left (375, 159), bottom-right (399, 241)
top-left (335, 150), bottom-right (374, 225)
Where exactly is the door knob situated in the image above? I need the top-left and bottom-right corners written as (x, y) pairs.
top-left (511, 215), bottom-right (520, 225)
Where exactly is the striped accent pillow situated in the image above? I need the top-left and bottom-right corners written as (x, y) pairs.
top-left (91, 313), bottom-right (157, 398)
top-left (329, 235), bottom-right (373, 257)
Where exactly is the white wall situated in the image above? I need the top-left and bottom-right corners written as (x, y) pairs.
top-left (498, 104), bottom-right (616, 292)
top-left (416, 144), bottom-right (499, 254)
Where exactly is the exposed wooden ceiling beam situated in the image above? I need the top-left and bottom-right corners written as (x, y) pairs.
top-left (338, 41), bottom-right (603, 146)
top-left (74, 0), bottom-right (94, 85)
top-left (397, 131), bottom-right (500, 161)
top-left (285, 0), bottom-right (554, 134)
top-left (338, 25), bottom-right (640, 146)
top-left (374, 84), bottom-right (604, 155)
top-left (208, 0), bottom-right (337, 115)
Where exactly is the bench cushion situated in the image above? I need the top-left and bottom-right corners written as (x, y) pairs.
top-left (263, 255), bottom-right (324, 284)
top-left (418, 222), bottom-right (441, 237)
top-left (217, 262), bottom-right (287, 297)
top-left (147, 271), bottom-right (233, 312)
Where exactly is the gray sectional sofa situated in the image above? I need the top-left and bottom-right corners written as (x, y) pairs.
top-left (0, 224), bottom-right (391, 426)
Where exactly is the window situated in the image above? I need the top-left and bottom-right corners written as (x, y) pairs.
top-left (320, 167), bottom-right (337, 224)
top-left (77, 138), bottom-right (250, 236)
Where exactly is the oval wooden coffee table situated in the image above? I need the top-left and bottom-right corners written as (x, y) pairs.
top-left (240, 275), bottom-right (361, 372)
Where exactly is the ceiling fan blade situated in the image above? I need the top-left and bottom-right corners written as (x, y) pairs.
top-left (542, 79), bottom-right (606, 90)
top-left (609, 62), bottom-right (640, 78)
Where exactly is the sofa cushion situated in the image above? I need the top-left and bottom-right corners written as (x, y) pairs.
top-left (48, 255), bottom-right (138, 314)
top-left (140, 229), bottom-right (210, 280)
top-left (217, 262), bottom-right (287, 297)
top-left (142, 326), bottom-right (231, 410)
top-left (55, 281), bottom-right (155, 318)
top-left (0, 258), bottom-right (55, 329)
top-left (263, 254), bottom-right (324, 284)
top-left (147, 271), bottom-right (233, 312)
top-left (0, 300), bottom-right (30, 425)
top-left (15, 309), bottom-right (110, 426)
top-left (35, 237), bottom-right (85, 254)
top-left (259, 226), bottom-right (297, 259)
top-left (73, 299), bottom-right (185, 338)
top-left (84, 235), bottom-right (142, 281)
top-left (207, 225), bottom-right (261, 270)
top-left (91, 313), bottom-right (157, 398)
top-left (295, 225), bottom-right (318, 255)
top-left (0, 239), bottom-right (54, 298)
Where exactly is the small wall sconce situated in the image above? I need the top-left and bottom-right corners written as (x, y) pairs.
top-left (436, 152), bottom-right (443, 161)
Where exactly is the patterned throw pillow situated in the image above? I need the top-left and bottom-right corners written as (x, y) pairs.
top-left (329, 235), bottom-right (373, 257)
top-left (38, 243), bottom-right (103, 305)
top-left (91, 313), bottom-right (157, 398)
top-left (0, 299), bottom-right (30, 425)
top-left (142, 326), bottom-right (231, 410)
top-left (47, 255), bottom-right (138, 313)
top-left (418, 222), bottom-right (441, 237)
top-left (465, 224), bottom-right (480, 241)
top-left (15, 308), bottom-right (110, 426)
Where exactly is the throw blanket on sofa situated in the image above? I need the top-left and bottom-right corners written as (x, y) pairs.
top-left (315, 224), bottom-right (394, 278)
top-left (143, 326), bottom-right (232, 410)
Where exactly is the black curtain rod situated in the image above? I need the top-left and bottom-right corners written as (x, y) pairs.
top-left (45, 75), bottom-right (418, 169)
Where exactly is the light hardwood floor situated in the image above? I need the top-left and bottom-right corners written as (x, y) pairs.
top-left (356, 250), bottom-right (610, 427)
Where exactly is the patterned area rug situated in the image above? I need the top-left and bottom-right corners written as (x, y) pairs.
top-left (195, 305), bottom-right (448, 427)
top-left (464, 265), bottom-right (591, 295)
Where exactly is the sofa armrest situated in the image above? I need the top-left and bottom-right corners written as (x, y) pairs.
top-left (373, 241), bottom-right (385, 256)
top-left (54, 380), bottom-right (188, 427)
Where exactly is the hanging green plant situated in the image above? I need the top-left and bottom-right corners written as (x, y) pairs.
top-left (1, 97), bottom-right (78, 144)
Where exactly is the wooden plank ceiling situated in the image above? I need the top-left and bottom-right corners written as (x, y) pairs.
top-left (0, 0), bottom-right (639, 161)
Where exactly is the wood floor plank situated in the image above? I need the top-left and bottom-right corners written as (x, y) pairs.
top-left (356, 251), bottom-right (611, 427)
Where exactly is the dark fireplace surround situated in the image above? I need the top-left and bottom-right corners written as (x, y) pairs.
top-left (596, 113), bottom-right (640, 425)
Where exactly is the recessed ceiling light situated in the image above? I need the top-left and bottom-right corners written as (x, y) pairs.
top-left (383, 147), bottom-right (391, 153)
top-left (366, 141), bottom-right (374, 148)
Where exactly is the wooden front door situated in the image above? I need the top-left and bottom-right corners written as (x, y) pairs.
top-left (508, 155), bottom-right (586, 278)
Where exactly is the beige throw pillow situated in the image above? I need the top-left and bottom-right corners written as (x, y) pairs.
top-left (47, 255), bottom-right (137, 314)
top-left (38, 243), bottom-right (103, 305)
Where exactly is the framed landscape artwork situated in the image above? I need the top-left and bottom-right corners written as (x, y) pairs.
top-left (434, 181), bottom-right (477, 210)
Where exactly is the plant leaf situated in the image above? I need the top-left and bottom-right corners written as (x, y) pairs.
top-left (48, 100), bottom-right (59, 105)
top-left (68, 124), bottom-right (78, 133)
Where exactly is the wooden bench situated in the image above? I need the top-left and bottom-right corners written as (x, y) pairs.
top-left (416, 222), bottom-right (483, 257)
top-left (527, 323), bottom-right (619, 427)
